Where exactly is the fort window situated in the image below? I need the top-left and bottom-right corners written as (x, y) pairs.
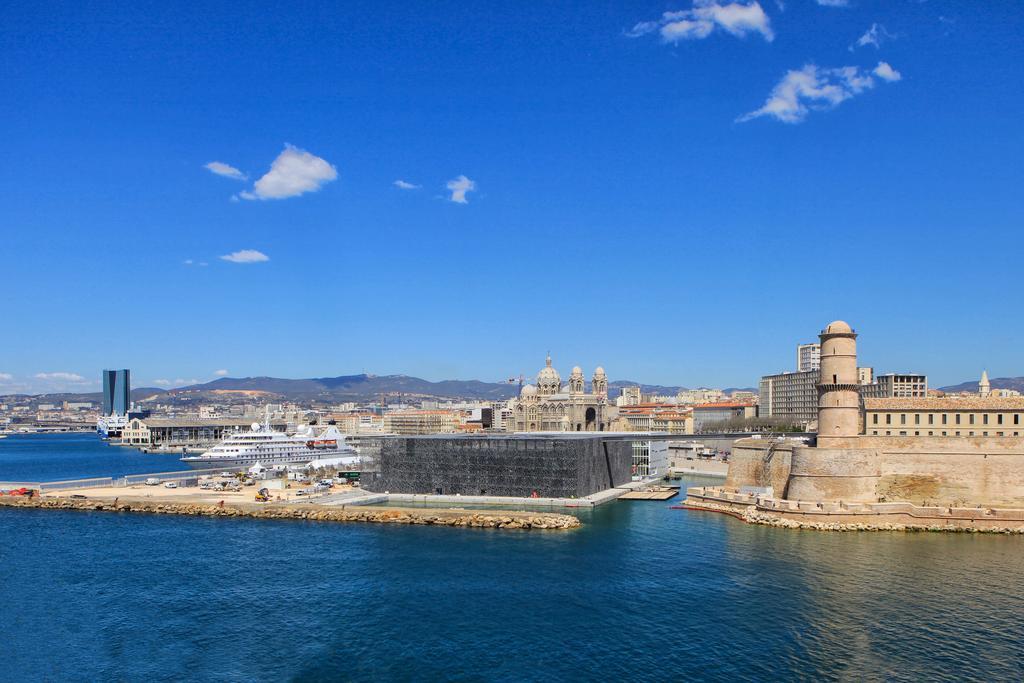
top-left (928, 414), bottom-right (934, 425)
top-left (955, 414), bottom-right (961, 425)
top-left (942, 431), bottom-right (947, 436)
top-left (886, 414), bottom-right (892, 425)
top-left (942, 414), bottom-right (947, 425)
top-left (997, 414), bottom-right (1003, 425)
top-left (873, 414), bottom-right (878, 424)
top-left (969, 414), bottom-right (975, 425)
top-left (928, 431), bottom-right (933, 436)
top-left (983, 414), bottom-right (989, 425)
top-left (915, 414), bottom-right (920, 425)
top-left (900, 414), bottom-right (906, 425)
top-left (899, 431), bottom-right (907, 436)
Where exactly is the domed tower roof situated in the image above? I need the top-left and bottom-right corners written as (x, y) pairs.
top-left (593, 366), bottom-right (606, 376)
top-left (521, 383), bottom-right (538, 397)
top-left (536, 355), bottom-right (561, 396)
top-left (824, 320), bottom-right (852, 334)
top-left (571, 366), bottom-right (583, 376)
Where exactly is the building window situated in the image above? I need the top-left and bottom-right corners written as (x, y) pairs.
top-left (873, 414), bottom-right (878, 425)
top-left (942, 431), bottom-right (947, 436)
top-left (928, 414), bottom-right (934, 425)
top-left (998, 414), bottom-right (1003, 425)
top-left (886, 431), bottom-right (891, 435)
top-left (901, 414), bottom-right (906, 425)
top-left (983, 414), bottom-right (989, 425)
top-left (928, 431), bottom-right (933, 436)
top-left (1016, 415), bottom-right (1020, 425)
top-left (915, 414), bottom-right (920, 425)
top-left (942, 414), bottom-right (947, 425)
top-left (886, 415), bottom-right (892, 425)
top-left (914, 431), bottom-right (919, 436)
top-left (956, 414), bottom-right (961, 425)
top-left (899, 431), bottom-right (907, 436)
top-left (969, 414), bottom-right (975, 425)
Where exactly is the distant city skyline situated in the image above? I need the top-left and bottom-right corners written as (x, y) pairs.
top-left (3, 2), bottom-right (1022, 394)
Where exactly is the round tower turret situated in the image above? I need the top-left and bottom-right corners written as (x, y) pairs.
top-left (817, 320), bottom-right (860, 442)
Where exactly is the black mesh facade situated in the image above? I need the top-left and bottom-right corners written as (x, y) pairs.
top-left (365, 435), bottom-right (633, 498)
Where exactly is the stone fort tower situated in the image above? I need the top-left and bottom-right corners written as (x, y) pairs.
top-left (817, 320), bottom-right (861, 445)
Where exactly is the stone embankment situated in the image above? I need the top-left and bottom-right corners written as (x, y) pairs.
top-left (0, 496), bottom-right (581, 531)
top-left (684, 498), bottom-right (1024, 534)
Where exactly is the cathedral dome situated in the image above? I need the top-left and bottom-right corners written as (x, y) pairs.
top-left (593, 366), bottom-right (606, 376)
top-left (521, 383), bottom-right (538, 396)
top-left (571, 366), bottom-right (583, 376)
top-left (537, 355), bottom-right (561, 387)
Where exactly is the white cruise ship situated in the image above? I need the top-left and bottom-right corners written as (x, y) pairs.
top-left (180, 420), bottom-right (359, 470)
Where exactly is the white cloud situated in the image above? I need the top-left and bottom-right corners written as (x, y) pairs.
top-left (815, 0), bottom-right (848, 6)
top-left (629, 1), bottom-right (774, 43)
top-left (852, 23), bottom-right (895, 50)
top-left (184, 259), bottom-right (194, 265)
top-left (0, 373), bottom-right (13, 381)
top-left (204, 161), bottom-right (247, 180)
top-left (873, 61), bottom-right (901, 82)
top-left (239, 145), bottom-right (337, 200)
top-left (446, 175), bottom-right (476, 204)
top-left (738, 62), bottom-right (899, 123)
top-left (153, 379), bottom-right (173, 387)
top-left (220, 249), bottom-right (269, 264)
top-left (214, 369), bottom-right (229, 376)
top-left (34, 372), bottom-right (85, 381)
top-left (393, 179), bottom-right (421, 190)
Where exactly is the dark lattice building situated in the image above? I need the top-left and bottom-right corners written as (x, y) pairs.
top-left (365, 434), bottom-right (632, 498)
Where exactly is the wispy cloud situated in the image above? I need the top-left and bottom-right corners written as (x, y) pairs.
top-left (204, 161), bottom-right (247, 180)
top-left (873, 61), bottom-right (901, 82)
top-left (851, 23), bottom-right (895, 50)
top-left (34, 372), bottom-right (85, 381)
top-left (629, 1), bottom-right (774, 43)
top-left (446, 175), bottom-right (476, 204)
top-left (154, 378), bottom-right (199, 388)
top-left (220, 249), bottom-right (270, 264)
top-left (815, 0), bottom-right (848, 6)
top-left (0, 373), bottom-right (13, 382)
top-left (214, 369), bottom-right (229, 376)
top-left (393, 179), bottom-right (421, 190)
top-left (238, 145), bottom-right (337, 200)
top-left (739, 62), bottom-right (900, 123)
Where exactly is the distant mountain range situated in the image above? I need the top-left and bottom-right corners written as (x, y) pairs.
top-left (2, 374), bottom-right (719, 403)
top-left (939, 377), bottom-right (1024, 394)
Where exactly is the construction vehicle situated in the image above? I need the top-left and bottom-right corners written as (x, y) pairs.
top-left (254, 488), bottom-right (271, 502)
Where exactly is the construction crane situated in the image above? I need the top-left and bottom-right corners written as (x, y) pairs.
top-left (506, 374), bottom-right (525, 395)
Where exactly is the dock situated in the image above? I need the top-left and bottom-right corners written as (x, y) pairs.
top-left (618, 487), bottom-right (678, 501)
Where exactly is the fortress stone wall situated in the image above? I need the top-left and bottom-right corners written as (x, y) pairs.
top-left (729, 436), bottom-right (1024, 507)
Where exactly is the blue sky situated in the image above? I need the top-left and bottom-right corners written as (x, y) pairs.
top-left (1, 1), bottom-right (1021, 394)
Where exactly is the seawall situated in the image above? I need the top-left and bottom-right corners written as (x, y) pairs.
top-left (0, 496), bottom-right (581, 530)
top-left (684, 486), bottom-right (1024, 533)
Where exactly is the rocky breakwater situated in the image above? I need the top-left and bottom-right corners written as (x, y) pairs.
top-left (0, 497), bottom-right (581, 531)
top-left (685, 498), bottom-right (1024, 534)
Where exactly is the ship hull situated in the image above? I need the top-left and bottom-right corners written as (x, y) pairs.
top-left (180, 449), bottom-right (358, 470)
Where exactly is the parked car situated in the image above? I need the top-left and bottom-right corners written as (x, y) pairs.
top-left (164, 481), bottom-right (178, 489)
top-left (144, 478), bottom-right (160, 486)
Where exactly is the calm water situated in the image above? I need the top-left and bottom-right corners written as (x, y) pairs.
top-left (2, 436), bottom-right (1023, 681)
top-left (0, 432), bottom-right (184, 481)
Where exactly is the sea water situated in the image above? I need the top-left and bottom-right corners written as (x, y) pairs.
top-left (1, 435), bottom-right (1022, 681)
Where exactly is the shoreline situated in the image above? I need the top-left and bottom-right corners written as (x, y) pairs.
top-left (0, 496), bottom-right (581, 531)
top-left (683, 489), bottom-right (1024, 534)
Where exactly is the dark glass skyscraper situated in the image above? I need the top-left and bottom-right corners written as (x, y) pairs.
top-left (101, 369), bottom-right (130, 416)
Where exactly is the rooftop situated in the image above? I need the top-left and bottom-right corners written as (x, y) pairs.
top-left (865, 397), bottom-right (1024, 411)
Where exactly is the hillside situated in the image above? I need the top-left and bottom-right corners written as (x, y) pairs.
top-left (939, 376), bottom-right (1024, 394)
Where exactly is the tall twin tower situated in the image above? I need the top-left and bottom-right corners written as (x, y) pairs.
top-left (816, 320), bottom-right (860, 445)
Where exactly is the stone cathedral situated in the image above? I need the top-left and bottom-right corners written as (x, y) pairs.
top-left (507, 355), bottom-right (613, 432)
